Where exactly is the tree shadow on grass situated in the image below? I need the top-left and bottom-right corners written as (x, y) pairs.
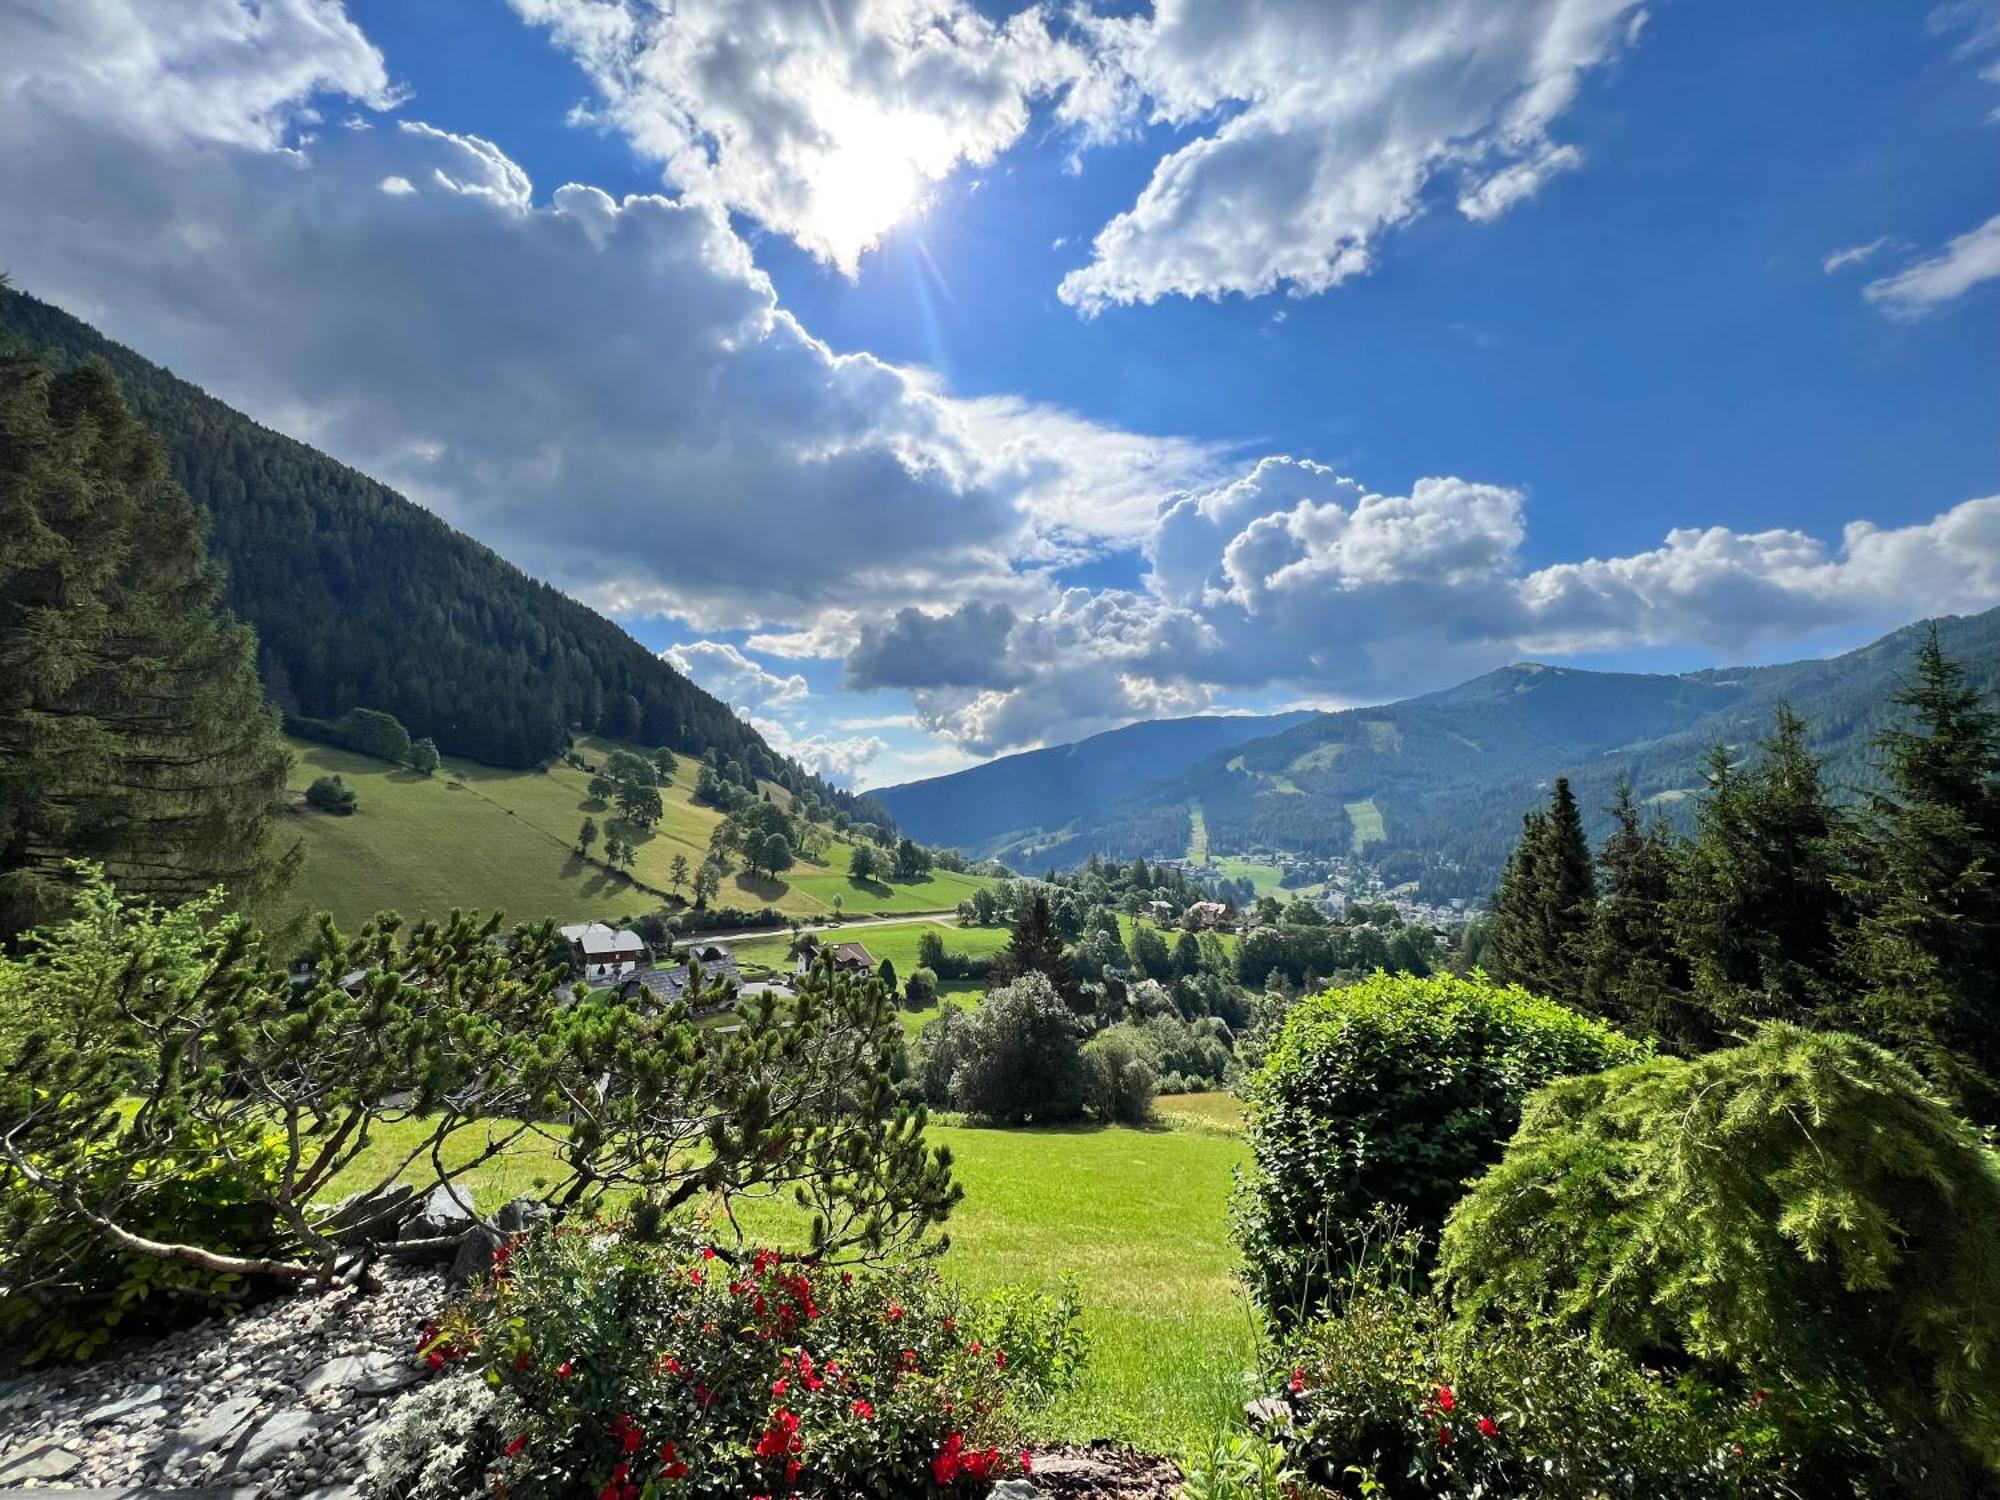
top-left (735, 873), bottom-right (791, 902)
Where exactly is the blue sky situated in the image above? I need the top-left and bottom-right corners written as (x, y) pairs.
top-left (3, 0), bottom-right (1998, 788)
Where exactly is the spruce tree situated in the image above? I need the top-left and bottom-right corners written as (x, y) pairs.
top-left (1585, 782), bottom-right (1696, 1046)
top-left (0, 357), bottom-right (293, 939)
top-left (1845, 628), bottom-right (2000, 1122)
top-left (995, 890), bottom-right (1080, 1009)
top-left (1485, 777), bottom-right (1596, 1003)
top-left (1668, 707), bottom-right (1851, 1038)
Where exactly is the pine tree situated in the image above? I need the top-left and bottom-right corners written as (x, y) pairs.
top-left (995, 890), bottom-right (1080, 1009)
top-left (1484, 777), bottom-right (1596, 1002)
top-left (1669, 707), bottom-right (1852, 1038)
top-left (1844, 628), bottom-right (2000, 1122)
top-left (1585, 782), bottom-right (1696, 1046)
top-left (0, 357), bottom-right (293, 938)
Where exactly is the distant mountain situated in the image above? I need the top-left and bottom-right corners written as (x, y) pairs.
top-left (0, 286), bottom-right (889, 826)
top-left (888, 611), bottom-right (2000, 900)
top-left (870, 711), bottom-right (1315, 861)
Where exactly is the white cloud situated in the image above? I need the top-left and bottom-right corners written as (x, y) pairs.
top-left (1863, 213), bottom-right (2000, 315)
top-left (661, 640), bottom-right (808, 711)
top-left (0, 0), bottom-right (394, 152)
top-left (748, 718), bottom-right (888, 786)
top-left (1822, 236), bottom-right (1895, 274)
top-left (1056, 0), bottom-right (1644, 311)
top-left (378, 173), bottom-right (416, 195)
top-left (509, 0), bottom-right (1082, 272)
top-left (842, 457), bottom-right (2000, 754)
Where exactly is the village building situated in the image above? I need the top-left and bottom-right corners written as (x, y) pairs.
top-left (621, 951), bottom-right (742, 1012)
top-left (559, 921), bottom-right (645, 981)
top-left (1188, 900), bottom-right (1235, 929)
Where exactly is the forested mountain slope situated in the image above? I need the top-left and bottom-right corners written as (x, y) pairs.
top-left (870, 711), bottom-right (1312, 859)
top-left (916, 611), bottom-right (2000, 898)
top-left (0, 287), bottom-right (885, 825)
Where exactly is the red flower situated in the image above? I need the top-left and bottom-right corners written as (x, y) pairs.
top-left (688, 1267), bottom-right (704, 1285)
top-left (557, 1361), bottom-right (575, 1380)
top-left (1289, 1367), bottom-right (1305, 1393)
top-left (755, 1409), bottom-right (802, 1461)
top-left (1438, 1425), bottom-right (1452, 1446)
top-left (702, 1246), bottom-right (717, 1260)
top-left (851, 1399), bottom-right (875, 1420)
top-left (886, 1302), bottom-right (904, 1321)
top-left (657, 1436), bottom-right (688, 1481)
top-left (1751, 1389), bottom-right (1768, 1407)
top-left (1434, 1384), bottom-right (1457, 1413)
top-left (504, 1435), bottom-right (529, 1456)
top-left (994, 1350), bottom-right (1007, 1371)
top-left (1478, 1416), bottom-right (1499, 1439)
top-left (513, 1350), bottom-right (532, 1372)
top-left (785, 1459), bottom-right (802, 1484)
top-left (933, 1433), bottom-right (965, 1485)
top-left (772, 1377), bottom-right (790, 1397)
top-left (610, 1412), bottom-right (644, 1455)
top-left (1022, 1450), bottom-right (1034, 1474)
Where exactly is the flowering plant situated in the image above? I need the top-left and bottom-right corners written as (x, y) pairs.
top-left (403, 1219), bottom-right (1035, 1499)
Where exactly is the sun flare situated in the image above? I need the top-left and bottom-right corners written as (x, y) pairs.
top-left (804, 102), bottom-right (926, 270)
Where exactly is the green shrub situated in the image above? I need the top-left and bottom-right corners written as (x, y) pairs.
top-left (905, 966), bottom-right (939, 1009)
top-left (304, 773), bottom-right (357, 814)
top-left (1276, 1271), bottom-right (1800, 1499)
top-left (1083, 1024), bottom-right (1160, 1124)
top-left (1440, 1024), bottom-right (2000, 1487)
top-left (950, 973), bottom-right (1088, 1124)
top-left (1233, 971), bottom-right (1642, 1322)
top-left (372, 1221), bottom-right (1036, 1499)
top-left (0, 1120), bottom-right (286, 1364)
top-left (971, 1276), bottom-right (1088, 1409)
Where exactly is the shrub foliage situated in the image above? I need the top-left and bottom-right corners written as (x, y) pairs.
top-left (373, 1221), bottom-right (1047, 1499)
top-left (1233, 971), bottom-right (1643, 1322)
top-left (1440, 1024), bottom-right (2000, 1483)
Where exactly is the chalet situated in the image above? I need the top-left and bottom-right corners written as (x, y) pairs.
top-left (1145, 899), bottom-right (1176, 921)
top-left (1188, 900), bottom-right (1234, 929)
top-left (559, 921), bottom-right (645, 981)
top-left (800, 939), bottom-right (877, 975)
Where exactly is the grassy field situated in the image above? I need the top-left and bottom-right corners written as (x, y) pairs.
top-left (265, 738), bottom-right (995, 933)
top-left (1205, 857), bottom-right (1287, 898)
top-left (1116, 914), bottom-right (1240, 957)
top-left (1344, 797), bottom-right (1386, 856)
top-left (323, 1108), bottom-right (1256, 1458)
top-left (724, 918), bottom-right (1013, 975)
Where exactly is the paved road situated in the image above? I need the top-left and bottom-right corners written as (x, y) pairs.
top-left (692, 910), bottom-right (965, 946)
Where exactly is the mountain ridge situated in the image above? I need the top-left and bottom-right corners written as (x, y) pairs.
top-left (882, 612), bottom-right (2000, 897)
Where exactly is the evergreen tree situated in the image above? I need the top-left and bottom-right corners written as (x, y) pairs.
top-left (577, 816), bottom-right (598, 856)
top-left (1844, 628), bottom-right (2000, 1122)
top-left (1668, 707), bottom-right (1852, 1037)
top-left (996, 890), bottom-right (1080, 1009)
top-left (0, 357), bottom-right (293, 938)
top-left (1584, 782), bottom-right (1696, 1047)
top-left (1484, 777), bottom-right (1596, 1002)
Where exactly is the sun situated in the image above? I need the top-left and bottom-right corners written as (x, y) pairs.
top-left (805, 103), bottom-right (926, 272)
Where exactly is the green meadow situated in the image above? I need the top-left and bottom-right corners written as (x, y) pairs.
top-left (265, 737), bottom-right (997, 934)
top-left (323, 1101), bottom-right (1256, 1459)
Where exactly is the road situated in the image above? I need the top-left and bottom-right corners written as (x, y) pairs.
top-left (690, 909), bottom-right (965, 947)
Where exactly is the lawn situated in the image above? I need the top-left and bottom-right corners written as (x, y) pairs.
top-left (1206, 857), bottom-right (1287, 898)
top-left (266, 737), bottom-right (998, 933)
top-left (321, 1110), bottom-right (1255, 1459)
top-left (724, 918), bottom-right (1012, 975)
top-left (1115, 914), bottom-right (1240, 957)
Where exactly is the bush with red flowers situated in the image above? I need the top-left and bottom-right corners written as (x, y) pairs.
top-left (379, 1220), bottom-right (1044, 1499)
top-left (1269, 1273), bottom-right (1811, 1500)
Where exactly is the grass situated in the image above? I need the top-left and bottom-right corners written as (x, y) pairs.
top-left (1156, 1090), bottom-right (1247, 1135)
top-left (320, 1108), bottom-right (1256, 1459)
top-left (1344, 797), bottom-right (1386, 856)
top-left (723, 918), bottom-right (1013, 976)
top-left (265, 737), bottom-right (996, 933)
top-left (1116, 914), bottom-right (1240, 957)
top-left (1206, 857), bottom-right (1287, 899)
top-left (1186, 801), bottom-right (1209, 863)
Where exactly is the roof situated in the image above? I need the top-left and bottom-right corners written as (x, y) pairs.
top-left (623, 956), bottom-right (741, 1008)
top-left (831, 941), bottom-right (876, 967)
top-left (563, 921), bottom-right (643, 956)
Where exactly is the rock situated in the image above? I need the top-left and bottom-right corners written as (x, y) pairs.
top-left (400, 1185), bottom-right (476, 1241)
top-left (0, 1443), bottom-right (85, 1483)
top-left (179, 1393), bottom-right (261, 1452)
top-left (1027, 1452), bottom-right (1123, 1483)
top-left (449, 1223), bottom-right (507, 1284)
top-left (298, 1485), bottom-right (362, 1500)
top-left (323, 1183), bottom-right (416, 1246)
top-left (495, 1196), bottom-right (551, 1235)
top-left (1244, 1395), bottom-right (1294, 1431)
top-left (84, 1382), bottom-right (167, 1426)
top-left (302, 1352), bottom-right (421, 1398)
top-left (232, 1408), bottom-right (319, 1471)
top-left (990, 1483), bottom-right (1050, 1500)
